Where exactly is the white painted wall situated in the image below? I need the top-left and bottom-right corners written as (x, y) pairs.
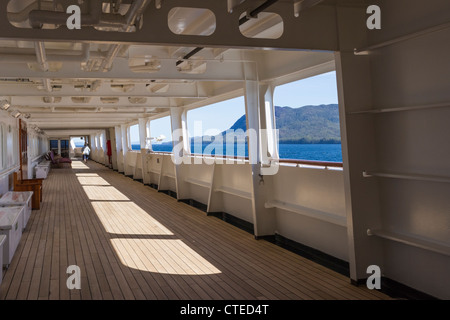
top-left (272, 166), bottom-right (348, 261)
top-left (365, 0), bottom-right (450, 299)
top-left (27, 129), bottom-right (48, 179)
top-left (143, 153), bottom-right (163, 186)
top-left (0, 112), bottom-right (20, 195)
top-left (335, 0), bottom-right (450, 299)
top-left (210, 162), bottom-right (254, 223)
top-left (179, 160), bottom-right (214, 205)
top-left (138, 152), bottom-right (348, 261)
top-left (124, 151), bottom-right (137, 176)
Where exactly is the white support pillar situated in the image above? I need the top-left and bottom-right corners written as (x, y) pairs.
top-left (95, 135), bottom-right (98, 160)
top-left (170, 107), bottom-right (189, 199)
top-left (145, 120), bottom-right (153, 151)
top-left (335, 5), bottom-right (383, 284)
top-left (102, 130), bottom-right (106, 149)
top-left (121, 124), bottom-right (130, 175)
top-left (57, 139), bottom-right (61, 155)
top-left (142, 120), bottom-right (152, 184)
top-left (244, 73), bottom-right (277, 238)
top-left (138, 118), bottom-right (149, 183)
top-left (121, 124), bottom-right (128, 156)
top-left (94, 134), bottom-right (99, 161)
top-left (26, 129), bottom-right (33, 179)
top-left (115, 125), bottom-right (124, 172)
top-left (181, 110), bottom-right (190, 155)
top-left (89, 134), bottom-right (94, 160)
top-left (101, 130), bottom-right (107, 164)
top-left (170, 108), bottom-right (190, 158)
top-left (138, 118), bottom-right (147, 150)
top-left (69, 136), bottom-right (75, 158)
top-left (262, 84), bottom-right (279, 160)
top-left (109, 127), bottom-right (118, 170)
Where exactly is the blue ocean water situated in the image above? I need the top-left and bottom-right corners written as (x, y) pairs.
top-left (133, 143), bottom-right (342, 162)
top-left (278, 144), bottom-right (342, 162)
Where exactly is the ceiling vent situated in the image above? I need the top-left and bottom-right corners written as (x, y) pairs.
top-left (43, 96), bottom-right (62, 103)
top-left (71, 97), bottom-right (92, 103)
top-left (128, 97), bottom-right (147, 104)
top-left (100, 97), bottom-right (120, 104)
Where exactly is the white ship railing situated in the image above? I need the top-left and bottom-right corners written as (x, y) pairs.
top-left (265, 200), bottom-right (347, 227)
top-left (363, 171), bottom-right (450, 184)
top-left (367, 229), bottom-right (450, 257)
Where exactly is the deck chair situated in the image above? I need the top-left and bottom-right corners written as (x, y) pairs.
top-left (49, 150), bottom-right (72, 168)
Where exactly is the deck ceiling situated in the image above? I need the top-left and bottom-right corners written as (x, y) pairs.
top-left (0, 0), bottom-right (342, 136)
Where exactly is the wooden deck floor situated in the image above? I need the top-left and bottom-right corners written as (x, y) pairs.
top-left (1, 160), bottom-right (391, 300)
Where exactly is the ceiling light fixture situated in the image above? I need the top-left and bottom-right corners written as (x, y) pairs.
top-left (11, 110), bottom-right (21, 118)
top-left (0, 99), bottom-right (11, 110)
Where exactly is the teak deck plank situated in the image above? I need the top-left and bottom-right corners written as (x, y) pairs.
top-left (1, 160), bottom-right (392, 300)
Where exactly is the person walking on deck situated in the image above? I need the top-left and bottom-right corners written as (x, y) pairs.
top-left (82, 143), bottom-right (91, 163)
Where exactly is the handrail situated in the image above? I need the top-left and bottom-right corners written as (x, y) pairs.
top-left (189, 153), bottom-right (249, 161)
top-left (265, 199), bottom-right (347, 227)
top-left (185, 178), bottom-right (211, 188)
top-left (346, 101), bottom-right (450, 115)
top-left (31, 154), bottom-right (44, 163)
top-left (148, 152), bottom-right (248, 161)
top-left (367, 229), bottom-right (450, 257)
top-left (147, 152), bottom-right (343, 168)
top-left (354, 20), bottom-right (450, 54)
top-left (363, 170), bottom-right (450, 184)
top-left (279, 159), bottom-right (343, 168)
top-left (147, 151), bottom-right (173, 155)
top-left (215, 186), bottom-right (253, 200)
top-left (188, 154), bottom-right (343, 166)
top-left (0, 165), bottom-right (20, 179)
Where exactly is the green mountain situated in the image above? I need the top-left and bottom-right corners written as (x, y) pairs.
top-left (224, 104), bottom-right (341, 144)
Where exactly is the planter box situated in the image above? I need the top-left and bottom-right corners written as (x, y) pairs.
top-left (0, 235), bottom-right (5, 285)
top-left (0, 206), bottom-right (24, 268)
top-left (35, 165), bottom-right (49, 179)
top-left (0, 191), bottom-right (33, 230)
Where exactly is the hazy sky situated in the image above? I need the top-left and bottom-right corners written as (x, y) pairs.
top-left (131, 71), bottom-right (338, 144)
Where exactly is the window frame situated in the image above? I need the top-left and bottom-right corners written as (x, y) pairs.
top-left (149, 116), bottom-right (173, 153)
top-left (127, 123), bottom-right (139, 151)
top-left (0, 123), bottom-right (4, 170)
top-left (185, 97), bottom-right (248, 157)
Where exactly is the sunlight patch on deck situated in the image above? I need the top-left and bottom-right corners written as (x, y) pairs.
top-left (76, 168), bottom-right (221, 276)
top-left (71, 161), bottom-right (90, 169)
top-left (91, 201), bottom-right (173, 235)
top-left (77, 176), bottom-right (110, 186)
top-left (76, 173), bottom-right (101, 177)
top-left (82, 186), bottom-right (130, 201)
top-left (110, 238), bottom-right (222, 275)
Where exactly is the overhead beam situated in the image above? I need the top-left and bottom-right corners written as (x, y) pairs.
top-left (32, 121), bottom-right (126, 127)
top-left (0, 1), bottom-right (338, 51)
top-left (0, 82), bottom-right (213, 98)
top-left (26, 111), bottom-right (154, 118)
top-left (256, 51), bottom-right (336, 85)
top-left (10, 96), bottom-right (207, 107)
top-left (44, 129), bottom-right (104, 135)
top-left (30, 119), bottom-right (134, 124)
top-left (0, 58), bottom-right (251, 81)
